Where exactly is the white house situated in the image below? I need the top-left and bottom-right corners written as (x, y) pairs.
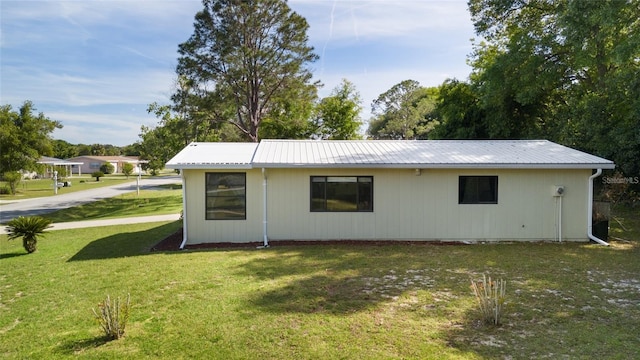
top-left (166, 140), bottom-right (615, 249)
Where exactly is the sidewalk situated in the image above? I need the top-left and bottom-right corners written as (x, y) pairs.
top-left (0, 214), bottom-right (181, 235)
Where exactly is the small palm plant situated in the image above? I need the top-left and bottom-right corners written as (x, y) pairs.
top-left (6, 216), bottom-right (53, 253)
top-left (470, 274), bottom-right (507, 326)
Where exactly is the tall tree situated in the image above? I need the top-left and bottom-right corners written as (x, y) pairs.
top-left (467, 0), bottom-right (640, 175)
top-left (0, 101), bottom-right (61, 174)
top-left (312, 79), bottom-right (362, 140)
top-left (176, 0), bottom-right (319, 142)
top-left (431, 79), bottom-right (488, 139)
top-left (368, 80), bottom-right (439, 140)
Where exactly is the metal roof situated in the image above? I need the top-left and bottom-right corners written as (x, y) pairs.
top-left (166, 140), bottom-right (615, 170)
top-left (166, 142), bottom-right (259, 169)
top-left (252, 140), bottom-right (615, 169)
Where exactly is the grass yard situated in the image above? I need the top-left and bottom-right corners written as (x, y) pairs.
top-left (39, 184), bottom-right (183, 223)
top-left (0, 207), bottom-right (638, 359)
top-left (0, 175), bottom-right (134, 201)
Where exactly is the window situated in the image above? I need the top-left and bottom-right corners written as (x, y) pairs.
top-left (311, 176), bottom-right (373, 212)
top-left (459, 176), bottom-right (498, 204)
top-left (206, 173), bottom-right (246, 220)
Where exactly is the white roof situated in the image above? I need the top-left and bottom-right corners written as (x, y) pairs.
top-left (38, 156), bottom-right (84, 166)
top-left (166, 140), bottom-right (615, 170)
top-left (166, 142), bottom-right (259, 169)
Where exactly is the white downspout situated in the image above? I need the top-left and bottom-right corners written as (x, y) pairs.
top-left (179, 170), bottom-right (188, 250)
top-left (588, 169), bottom-right (609, 246)
top-left (558, 196), bottom-right (562, 242)
top-left (261, 168), bottom-right (269, 247)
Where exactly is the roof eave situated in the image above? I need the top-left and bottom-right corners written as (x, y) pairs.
top-left (165, 163), bottom-right (253, 170)
top-left (252, 163), bottom-right (615, 170)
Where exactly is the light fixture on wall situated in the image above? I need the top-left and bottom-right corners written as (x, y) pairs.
top-left (415, 169), bottom-right (421, 176)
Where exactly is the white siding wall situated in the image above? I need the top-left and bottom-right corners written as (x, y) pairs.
top-left (184, 167), bottom-right (591, 244)
top-left (183, 169), bottom-right (263, 244)
top-left (264, 168), bottom-right (590, 242)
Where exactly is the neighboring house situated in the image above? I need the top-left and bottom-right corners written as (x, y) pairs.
top-left (166, 140), bottom-right (615, 249)
top-left (65, 155), bottom-right (143, 175)
top-left (37, 156), bottom-right (84, 178)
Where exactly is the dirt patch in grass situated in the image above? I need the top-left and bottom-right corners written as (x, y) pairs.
top-left (151, 227), bottom-right (466, 251)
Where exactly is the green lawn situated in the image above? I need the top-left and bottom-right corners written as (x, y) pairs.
top-left (0, 169), bottom-right (179, 202)
top-left (40, 185), bottom-right (183, 223)
top-left (0, 207), bottom-right (638, 359)
top-left (0, 175), bottom-right (134, 201)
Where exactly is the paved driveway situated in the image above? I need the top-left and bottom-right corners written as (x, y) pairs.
top-left (0, 176), bottom-right (182, 223)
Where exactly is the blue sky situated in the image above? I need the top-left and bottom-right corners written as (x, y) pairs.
top-left (1, 0), bottom-right (475, 146)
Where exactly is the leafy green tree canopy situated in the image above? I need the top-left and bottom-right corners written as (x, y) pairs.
top-left (367, 80), bottom-right (439, 140)
top-left (0, 101), bottom-right (62, 174)
top-left (460, 0), bottom-right (640, 176)
top-left (122, 162), bottom-right (135, 178)
top-left (176, 0), bottom-right (319, 142)
top-left (312, 79), bottom-right (362, 140)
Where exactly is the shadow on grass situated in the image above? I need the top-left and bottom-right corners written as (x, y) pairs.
top-left (67, 221), bottom-right (182, 261)
top-left (56, 336), bottom-right (110, 355)
top-left (234, 244), bottom-right (473, 315)
top-left (0, 251), bottom-right (29, 259)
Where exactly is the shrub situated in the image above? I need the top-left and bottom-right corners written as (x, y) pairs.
top-left (91, 171), bottom-right (104, 181)
top-left (122, 162), bottom-right (134, 178)
top-left (2, 171), bottom-right (21, 195)
top-left (6, 216), bottom-right (53, 253)
top-left (0, 185), bottom-right (11, 194)
top-left (93, 294), bottom-right (131, 340)
top-left (470, 274), bottom-right (506, 326)
top-left (100, 162), bottom-right (115, 174)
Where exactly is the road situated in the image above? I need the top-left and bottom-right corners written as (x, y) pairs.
top-left (0, 176), bottom-right (182, 223)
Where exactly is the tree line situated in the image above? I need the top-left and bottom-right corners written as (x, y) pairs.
top-left (3, 0), bottom-right (638, 181)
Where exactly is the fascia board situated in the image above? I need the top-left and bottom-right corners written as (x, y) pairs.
top-left (251, 163), bottom-right (615, 170)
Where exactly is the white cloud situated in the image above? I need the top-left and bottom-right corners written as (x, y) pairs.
top-left (49, 110), bottom-right (158, 146)
top-left (293, 0), bottom-right (473, 46)
top-left (2, 66), bottom-right (175, 107)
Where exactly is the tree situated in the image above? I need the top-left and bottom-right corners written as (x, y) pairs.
top-left (312, 79), bottom-right (362, 140)
top-left (259, 81), bottom-right (318, 139)
top-left (0, 101), bottom-right (62, 174)
top-left (368, 80), bottom-right (439, 140)
top-left (466, 0), bottom-right (640, 175)
top-left (100, 163), bottom-right (114, 174)
top-left (52, 139), bottom-right (79, 159)
top-left (122, 163), bottom-right (134, 179)
top-left (91, 171), bottom-right (104, 181)
top-left (2, 171), bottom-right (22, 195)
top-left (431, 79), bottom-right (489, 139)
top-left (176, 0), bottom-right (319, 142)
top-left (140, 103), bottom-right (223, 175)
top-left (6, 216), bottom-right (53, 254)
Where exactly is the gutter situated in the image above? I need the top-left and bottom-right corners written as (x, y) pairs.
top-left (587, 169), bottom-right (609, 246)
top-left (179, 170), bottom-right (188, 250)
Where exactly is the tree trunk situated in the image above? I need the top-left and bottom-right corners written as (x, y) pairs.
top-left (23, 237), bottom-right (37, 253)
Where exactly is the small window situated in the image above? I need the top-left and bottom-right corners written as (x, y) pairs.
top-left (206, 173), bottom-right (246, 220)
top-left (311, 176), bottom-right (373, 212)
top-left (459, 176), bottom-right (498, 204)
